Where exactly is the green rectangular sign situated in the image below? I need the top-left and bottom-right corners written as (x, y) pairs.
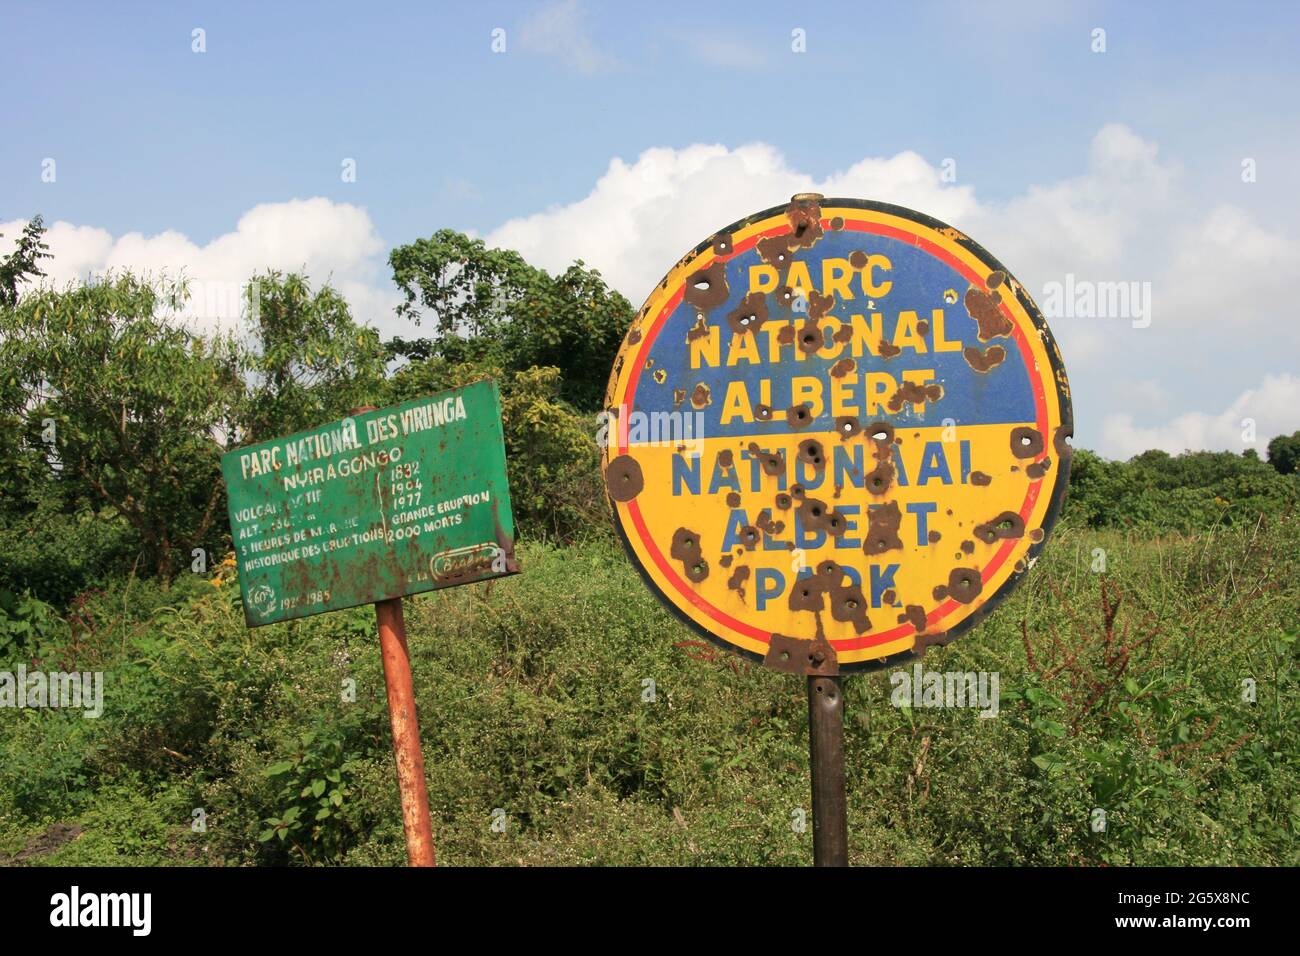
top-left (221, 380), bottom-right (518, 627)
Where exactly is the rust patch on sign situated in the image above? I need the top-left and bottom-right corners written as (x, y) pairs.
top-left (747, 443), bottom-right (785, 476)
top-left (757, 234), bottom-right (795, 271)
top-left (798, 497), bottom-right (837, 535)
top-left (725, 491), bottom-right (741, 507)
top-left (727, 564), bottom-right (750, 600)
top-left (963, 344), bottom-right (1006, 373)
top-left (764, 632), bottom-right (839, 676)
top-left (865, 500), bottom-right (904, 555)
top-left (830, 357), bottom-right (856, 379)
top-left (786, 194), bottom-right (824, 250)
top-left (684, 260), bottom-right (729, 311)
top-left (718, 448), bottom-right (735, 469)
top-left (912, 630), bottom-right (954, 656)
top-left (670, 527), bottom-right (709, 583)
top-left (865, 460), bottom-right (894, 495)
top-left (686, 313), bottom-right (711, 342)
top-left (933, 567), bottom-right (983, 604)
top-left (964, 284), bottom-right (1013, 340)
top-left (605, 454), bottom-right (644, 502)
top-left (970, 470), bottom-right (992, 486)
top-left (726, 291), bottom-right (769, 334)
top-left (887, 380), bottom-right (943, 413)
top-left (973, 511), bottom-right (1026, 544)
top-left (899, 605), bottom-right (928, 633)
top-left (1026, 456), bottom-right (1052, 480)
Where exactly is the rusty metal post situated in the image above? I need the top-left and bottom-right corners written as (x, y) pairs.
top-left (347, 406), bottom-right (436, 867)
top-left (807, 675), bottom-right (848, 866)
top-left (375, 596), bottom-right (437, 867)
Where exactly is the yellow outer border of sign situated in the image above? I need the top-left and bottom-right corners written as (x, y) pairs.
top-left (604, 199), bottom-right (1073, 671)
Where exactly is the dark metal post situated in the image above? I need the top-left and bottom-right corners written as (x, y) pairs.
top-left (807, 675), bottom-right (848, 866)
top-left (375, 596), bottom-right (437, 867)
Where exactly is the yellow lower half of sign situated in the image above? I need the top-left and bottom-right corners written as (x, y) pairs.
top-left (615, 421), bottom-right (1060, 668)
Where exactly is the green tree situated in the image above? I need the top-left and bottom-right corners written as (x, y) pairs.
top-left (240, 271), bottom-right (388, 441)
top-left (0, 274), bottom-right (243, 579)
top-left (388, 230), bottom-right (632, 410)
top-left (0, 215), bottom-right (51, 309)
top-left (1267, 431), bottom-right (1300, 476)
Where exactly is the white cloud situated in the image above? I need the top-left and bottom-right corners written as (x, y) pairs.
top-left (484, 142), bottom-right (976, 297)
top-left (1103, 373), bottom-right (1300, 459)
top-left (517, 0), bottom-right (615, 75)
top-left (1, 198), bottom-right (399, 336)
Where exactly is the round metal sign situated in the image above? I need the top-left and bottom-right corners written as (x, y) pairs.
top-left (603, 196), bottom-right (1072, 672)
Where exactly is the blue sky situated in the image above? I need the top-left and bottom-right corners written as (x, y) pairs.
top-left (4, 0), bottom-right (1299, 456)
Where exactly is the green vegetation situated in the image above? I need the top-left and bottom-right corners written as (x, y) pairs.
top-left (0, 216), bottom-right (1296, 866)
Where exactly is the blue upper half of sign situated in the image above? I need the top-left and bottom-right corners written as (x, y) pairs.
top-left (630, 227), bottom-right (1035, 437)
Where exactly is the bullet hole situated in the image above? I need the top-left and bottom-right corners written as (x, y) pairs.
top-left (605, 455), bottom-right (644, 502)
top-left (1029, 528), bottom-right (1045, 543)
top-left (755, 403), bottom-right (773, 421)
top-left (797, 320), bottom-right (825, 354)
top-left (1010, 426), bottom-right (1044, 459)
top-left (787, 403), bottom-right (814, 429)
top-left (712, 232), bottom-right (733, 256)
top-left (933, 567), bottom-right (982, 605)
top-left (691, 384), bottom-right (712, 409)
top-left (684, 260), bottom-right (729, 311)
top-left (775, 492), bottom-right (792, 510)
top-left (973, 511), bottom-right (1025, 544)
top-left (865, 460), bottom-right (894, 495)
top-left (652, 368), bottom-right (668, 384)
top-left (798, 438), bottom-right (825, 468)
top-left (727, 291), bottom-right (770, 334)
top-left (670, 527), bottom-right (709, 583)
top-left (747, 442), bottom-right (785, 476)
